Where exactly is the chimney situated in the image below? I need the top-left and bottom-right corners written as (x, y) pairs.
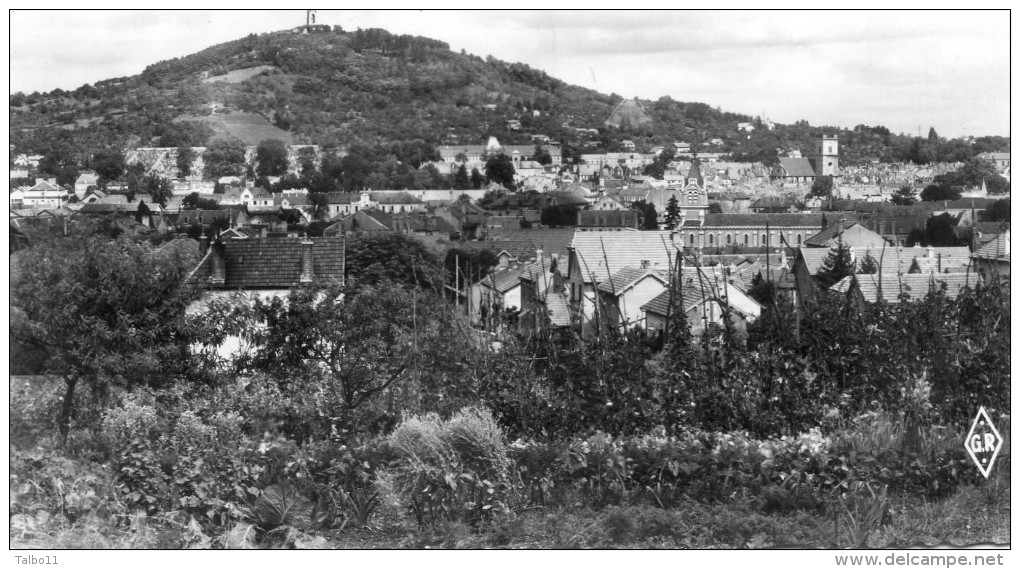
top-left (199, 234), bottom-right (209, 257)
top-left (210, 240), bottom-right (226, 285)
top-left (927, 245), bottom-right (935, 259)
top-left (299, 237), bottom-right (315, 283)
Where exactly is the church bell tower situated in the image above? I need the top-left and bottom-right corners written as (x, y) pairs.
top-left (815, 134), bottom-right (839, 177)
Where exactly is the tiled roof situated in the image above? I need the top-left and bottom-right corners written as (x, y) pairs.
top-left (569, 230), bottom-right (677, 283)
top-left (193, 237), bottom-right (344, 289)
top-left (640, 273), bottom-right (728, 316)
top-left (973, 231), bottom-right (1010, 262)
top-left (777, 157), bottom-right (817, 178)
top-left (78, 203), bottom-right (145, 214)
top-left (803, 221), bottom-right (865, 246)
top-left (699, 213), bottom-right (838, 227)
top-left (833, 273), bottom-right (981, 303)
top-left (29, 180), bottom-right (63, 193)
top-left (483, 226), bottom-right (576, 260)
top-left (543, 291), bottom-right (572, 327)
top-left (326, 193), bottom-right (361, 204)
top-left (463, 238), bottom-right (537, 261)
top-left (481, 263), bottom-right (545, 294)
top-left (797, 245), bottom-right (973, 276)
top-left (752, 195), bottom-right (801, 208)
top-left (177, 209), bottom-right (241, 226)
top-left (577, 209), bottom-right (638, 227)
top-left (596, 266), bottom-right (667, 295)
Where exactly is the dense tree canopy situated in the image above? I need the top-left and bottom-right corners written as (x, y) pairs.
top-left (10, 228), bottom-right (201, 440)
top-left (484, 153), bottom-right (516, 190)
top-left (255, 138), bottom-right (290, 177)
top-left (920, 184), bottom-right (962, 202)
top-left (92, 149), bottom-right (126, 182)
top-left (984, 198), bottom-right (1010, 222)
top-left (203, 137), bottom-right (247, 179)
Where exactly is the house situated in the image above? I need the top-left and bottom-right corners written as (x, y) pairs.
top-left (470, 262), bottom-right (548, 329)
top-left (971, 230), bottom-right (1010, 283)
top-left (832, 272), bottom-right (982, 305)
top-left (751, 195), bottom-right (803, 214)
top-left (576, 209), bottom-right (640, 230)
top-left (186, 236), bottom-right (346, 359)
top-left (596, 266), bottom-right (669, 331)
top-left (803, 220), bottom-right (888, 249)
top-left (434, 200), bottom-right (489, 239)
top-left (590, 196), bottom-right (626, 211)
top-left (641, 271), bottom-right (762, 337)
top-left (674, 213), bottom-right (832, 250)
top-left (10, 180), bottom-right (68, 209)
top-left (241, 187), bottom-right (274, 207)
top-left (790, 244), bottom-right (975, 308)
top-left (74, 172), bottom-right (100, 198)
top-left (772, 158), bottom-right (817, 184)
top-left (176, 209), bottom-right (248, 231)
top-left (566, 230), bottom-right (678, 337)
top-left (977, 152), bottom-right (1010, 174)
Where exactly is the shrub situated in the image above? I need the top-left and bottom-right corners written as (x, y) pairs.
top-left (387, 406), bottom-right (511, 526)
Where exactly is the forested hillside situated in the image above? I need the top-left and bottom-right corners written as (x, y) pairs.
top-left (10, 25), bottom-right (1010, 179)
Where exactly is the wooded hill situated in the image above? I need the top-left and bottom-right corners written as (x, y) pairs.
top-left (10, 25), bottom-right (1010, 173)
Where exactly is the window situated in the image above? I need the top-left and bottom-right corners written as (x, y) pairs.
top-left (761, 233), bottom-right (766, 246)
top-left (797, 234), bottom-right (802, 245)
top-left (727, 234), bottom-right (732, 245)
top-left (708, 234), bottom-right (714, 245)
top-left (689, 234), bottom-right (694, 245)
top-left (744, 234), bottom-right (749, 245)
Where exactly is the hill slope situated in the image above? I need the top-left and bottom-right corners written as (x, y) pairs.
top-left (9, 25), bottom-right (1010, 175)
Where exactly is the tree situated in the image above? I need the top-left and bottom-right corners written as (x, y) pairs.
top-left (925, 213), bottom-right (958, 247)
top-left (10, 231), bottom-right (201, 442)
top-left (815, 237), bottom-right (856, 289)
top-left (927, 127), bottom-right (939, 142)
top-left (983, 198), bottom-right (1010, 222)
top-left (470, 167), bottom-right (485, 189)
top-left (92, 149), bottom-right (126, 182)
top-left (181, 192), bottom-right (220, 210)
top-left (484, 153), bottom-right (516, 190)
top-left (531, 144), bottom-right (552, 166)
top-left (630, 200), bottom-right (659, 230)
top-left (810, 175), bottom-right (834, 199)
top-left (176, 145), bottom-right (195, 178)
top-left (643, 145), bottom-right (676, 180)
top-left (453, 163), bottom-right (471, 190)
top-left (664, 195), bottom-right (681, 230)
top-left (233, 285), bottom-right (417, 416)
top-left (890, 186), bottom-right (916, 206)
top-left (203, 137), bottom-right (247, 179)
top-left (255, 139), bottom-right (290, 177)
top-left (920, 184), bottom-right (962, 202)
top-left (141, 174), bottom-right (174, 207)
top-left (339, 152), bottom-right (372, 191)
top-left (308, 192), bottom-right (330, 220)
top-left (859, 251), bottom-right (879, 274)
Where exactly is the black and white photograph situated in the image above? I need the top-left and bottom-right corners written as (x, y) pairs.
top-left (8, 7), bottom-right (1012, 561)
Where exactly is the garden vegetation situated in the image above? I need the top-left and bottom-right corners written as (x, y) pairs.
top-left (9, 221), bottom-right (1010, 548)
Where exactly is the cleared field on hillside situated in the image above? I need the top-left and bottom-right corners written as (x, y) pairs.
top-left (202, 65), bottom-right (278, 84)
top-left (187, 111), bottom-right (294, 145)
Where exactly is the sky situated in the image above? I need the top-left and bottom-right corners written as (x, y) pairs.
top-left (7, 9), bottom-right (1013, 139)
